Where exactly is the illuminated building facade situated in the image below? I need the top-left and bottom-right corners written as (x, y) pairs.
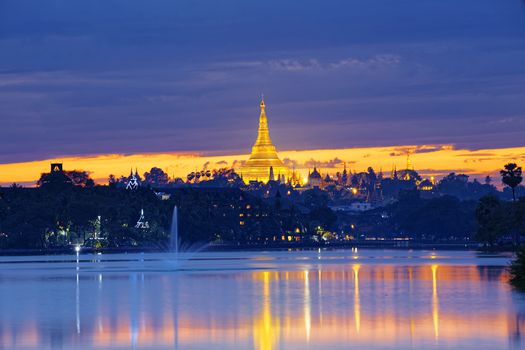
top-left (240, 98), bottom-right (289, 183)
top-left (126, 168), bottom-right (141, 190)
top-left (135, 209), bottom-right (150, 229)
top-left (307, 167), bottom-right (322, 188)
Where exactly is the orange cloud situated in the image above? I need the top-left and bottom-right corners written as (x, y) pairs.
top-left (1, 144), bottom-right (524, 186)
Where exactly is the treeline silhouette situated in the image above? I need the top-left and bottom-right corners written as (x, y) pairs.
top-left (0, 163), bottom-right (523, 251)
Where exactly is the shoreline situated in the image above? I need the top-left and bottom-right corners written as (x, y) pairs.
top-left (0, 241), bottom-right (507, 257)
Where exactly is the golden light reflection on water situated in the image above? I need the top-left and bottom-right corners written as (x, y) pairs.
top-left (304, 270), bottom-right (312, 341)
top-left (252, 271), bottom-right (279, 350)
top-left (431, 264), bottom-right (439, 340)
top-left (0, 264), bottom-right (524, 349)
top-left (353, 264), bottom-right (361, 334)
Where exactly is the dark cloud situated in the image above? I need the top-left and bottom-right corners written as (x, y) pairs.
top-left (417, 168), bottom-right (472, 175)
top-left (463, 158), bottom-right (503, 164)
top-left (456, 152), bottom-right (496, 157)
top-left (283, 158), bottom-right (358, 170)
top-left (389, 145), bottom-right (450, 157)
top-left (304, 157), bottom-right (344, 169)
top-left (232, 160), bottom-right (245, 168)
top-left (282, 158), bottom-right (299, 168)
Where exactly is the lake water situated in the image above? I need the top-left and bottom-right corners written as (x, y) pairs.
top-left (0, 249), bottom-right (524, 350)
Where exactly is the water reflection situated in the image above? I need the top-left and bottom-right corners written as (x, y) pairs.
top-left (353, 264), bottom-right (361, 334)
top-left (76, 271), bottom-right (80, 335)
top-left (253, 271), bottom-right (279, 350)
top-left (304, 270), bottom-right (311, 341)
top-left (431, 264), bottom-right (439, 340)
top-left (0, 254), bottom-right (524, 349)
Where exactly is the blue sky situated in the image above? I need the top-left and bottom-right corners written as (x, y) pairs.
top-left (1, 0), bottom-right (525, 164)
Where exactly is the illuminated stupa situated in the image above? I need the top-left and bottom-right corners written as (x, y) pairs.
top-left (240, 98), bottom-right (289, 183)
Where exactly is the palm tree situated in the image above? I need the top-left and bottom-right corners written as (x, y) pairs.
top-left (500, 163), bottom-right (523, 201)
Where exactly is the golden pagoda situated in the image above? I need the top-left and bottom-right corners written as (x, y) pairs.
top-left (240, 98), bottom-right (289, 183)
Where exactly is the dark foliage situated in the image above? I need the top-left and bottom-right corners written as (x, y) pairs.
top-left (0, 186), bottom-right (318, 249)
top-left (435, 173), bottom-right (497, 200)
top-left (385, 191), bottom-right (476, 241)
top-left (510, 245), bottom-right (525, 291)
top-left (37, 170), bottom-right (94, 188)
top-left (0, 186), bottom-right (169, 249)
top-left (501, 163), bottom-right (523, 201)
top-left (143, 167), bottom-right (169, 187)
top-left (474, 196), bottom-right (525, 248)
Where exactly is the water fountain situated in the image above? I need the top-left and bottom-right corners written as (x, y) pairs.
top-left (170, 205), bottom-right (179, 257)
top-left (168, 205), bottom-right (210, 266)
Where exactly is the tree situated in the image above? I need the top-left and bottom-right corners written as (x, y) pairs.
top-left (67, 171), bottom-right (95, 187)
top-left (108, 174), bottom-right (117, 188)
top-left (308, 206), bottom-right (337, 231)
top-left (37, 170), bottom-right (94, 188)
top-left (143, 167), bottom-right (169, 187)
top-left (509, 245), bottom-right (525, 291)
top-left (436, 173), bottom-right (469, 198)
top-left (302, 188), bottom-right (330, 209)
top-left (501, 163), bottom-right (523, 201)
top-left (515, 198), bottom-right (525, 239)
top-left (37, 171), bottom-right (74, 189)
top-left (409, 196), bottom-right (475, 241)
top-left (475, 196), bottom-right (508, 247)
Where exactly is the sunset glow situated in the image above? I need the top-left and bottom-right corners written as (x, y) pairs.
top-left (1, 144), bottom-right (523, 186)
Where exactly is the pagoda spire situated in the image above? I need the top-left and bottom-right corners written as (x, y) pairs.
top-left (254, 96), bottom-right (273, 148)
top-left (239, 97), bottom-right (289, 183)
top-left (135, 208), bottom-right (150, 229)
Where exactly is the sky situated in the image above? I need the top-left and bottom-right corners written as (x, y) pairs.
top-left (1, 0), bottom-right (525, 183)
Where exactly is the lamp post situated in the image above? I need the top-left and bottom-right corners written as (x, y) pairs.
top-left (75, 245), bottom-right (80, 268)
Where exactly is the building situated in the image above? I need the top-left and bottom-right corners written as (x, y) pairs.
top-left (51, 163), bottom-right (63, 173)
top-left (39, 163), bottom-right (73, 187)
top-left (329, 202), bottom-right (373, 212)
top-left (135, 209), bottom-right (150, 229)
top-left (418, 179), bottom-right (434, 191)
top-left (308, 167), bottom-right (322, 188)
top-left (126, 168), bottom-right (141, 190)
top-left (323, 174), bottom-right (334, 188)
top-left (349, 201), bottom-right (373, 212)
top-left (239, 98), bottom-right (289, 183)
